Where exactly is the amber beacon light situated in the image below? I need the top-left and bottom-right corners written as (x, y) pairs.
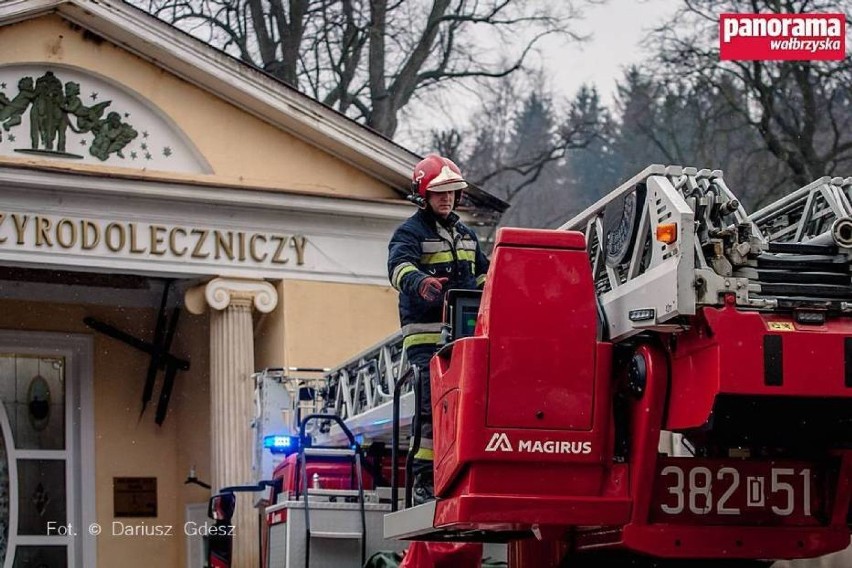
top-left (655, 223), bottom-right (677, 244)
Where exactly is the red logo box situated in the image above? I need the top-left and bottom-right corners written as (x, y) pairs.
top-left (719, 13), bottom-right (846, 61)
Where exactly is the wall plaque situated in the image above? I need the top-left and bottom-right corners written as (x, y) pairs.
top-left (113, 477), bottom-right (157, 517)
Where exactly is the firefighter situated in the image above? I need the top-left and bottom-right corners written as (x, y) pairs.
top-left (387, 153), bottom-right (489, 505)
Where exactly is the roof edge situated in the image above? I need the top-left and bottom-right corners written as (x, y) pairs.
top-left (0, 0), bottom-right (509, 216)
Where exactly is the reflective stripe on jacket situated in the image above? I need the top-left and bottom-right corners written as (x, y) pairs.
top-left (388, 208), bottom-right (489, 328)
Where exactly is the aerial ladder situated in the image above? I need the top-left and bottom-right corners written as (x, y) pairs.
top-left (209, 165), bottom-right (852, 568)
top-left (318, 330), bottom-right (413, 447)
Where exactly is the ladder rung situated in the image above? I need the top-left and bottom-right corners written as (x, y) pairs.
top-left (306, 489), bottom-right (362, 497)
top-left (302, 448), bottom-right (356, 457)
top-left (756, 270), bottom-right (850, 286)
top-left (758, 256), bottom-right (848, 273)
top-left (768, 242), bottom-right (838, 255)
top-left (311, 531), bottom-right (362, 539)
top-left (760, 282), bottom-right (852, 299)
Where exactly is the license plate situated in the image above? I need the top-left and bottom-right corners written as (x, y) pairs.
top-left (650, 458), bottom-right (831, 525)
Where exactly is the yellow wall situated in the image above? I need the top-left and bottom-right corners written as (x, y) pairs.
top-left (0, 280), bottom-right (400, 568)
top-left (0, 281), bottom-right (398, 567)
top-left (0, 298), bottom-right (209, 568)
top-left (255, 280), bottom-right (287, 371)
top-left (267, 279), bottom-right (400, 371)
top-left (0, 14), bottom-right (398, 201)
top-left (172, 311), bottom-right (211, 568)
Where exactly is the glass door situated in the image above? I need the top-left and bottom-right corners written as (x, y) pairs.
top-left (0, 354), bottom-right (71, 567)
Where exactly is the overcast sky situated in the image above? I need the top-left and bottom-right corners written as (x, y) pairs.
top-left (396, 0), bottom-right (682, 149)
top-left (541, 0), bottom-right (681, 106)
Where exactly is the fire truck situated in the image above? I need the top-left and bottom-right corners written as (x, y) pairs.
top-left (207, 164), bottom-right (852, 567)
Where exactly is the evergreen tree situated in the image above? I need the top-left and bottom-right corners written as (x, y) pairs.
top-left (561, 85), bottom-right (621, 221)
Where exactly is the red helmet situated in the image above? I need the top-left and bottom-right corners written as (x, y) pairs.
top-left (411, 154), bottom-right (468, 202)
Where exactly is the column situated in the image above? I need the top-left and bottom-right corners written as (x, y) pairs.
top-left (186, 277), bottom-right (278, 567)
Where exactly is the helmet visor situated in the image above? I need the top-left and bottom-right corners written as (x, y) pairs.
top-left (426, 179), bottom-right (467, 193)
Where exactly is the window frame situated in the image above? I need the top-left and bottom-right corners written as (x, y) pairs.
top-left (0, 332), bottom-right (95, 568)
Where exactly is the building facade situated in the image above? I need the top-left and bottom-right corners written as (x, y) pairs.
top-left (0, 1), bottom-right (504, 566)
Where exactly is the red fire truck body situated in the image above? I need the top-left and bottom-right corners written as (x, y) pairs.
top-left (210, 166), bottom-right (852, 568)
top-left (402, 226), bottom-right (852, 564)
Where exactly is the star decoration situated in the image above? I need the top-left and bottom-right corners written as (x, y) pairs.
top-left (145, 152), bottom-right (152, 160)
top-left (130, 151), bottom-right (137, 160)
top-left (8, 134), bottom-right (15, 142)
top-left (142, 131), bottom-right (149, 139)
top-left (124, 112), bottom-right (130, 118)
top-left (140, 142), bottom-right (148, 151)
top-left (90, 92), bottom-right (98, 101)
top-left (80, 139), bottom-right (87, 146)
top-left (162, 146), bottom-right (172, 157)
top-left (0, 82), bottom-right (6, 89)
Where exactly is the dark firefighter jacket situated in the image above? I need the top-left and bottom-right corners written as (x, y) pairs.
top-left (388, 208), bottom-right (489, 350)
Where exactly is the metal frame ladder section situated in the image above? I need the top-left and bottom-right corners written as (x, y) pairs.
top-left (748, 175), bottom-right (852, 244)
top-left (558, 164), bottom-right (705, 342)
top-left (318, 330), bottom-right (414, 446)
top-left (558, 164), bottom-right (852, 343)
top-left (297, 413), bottom-right (367, 568)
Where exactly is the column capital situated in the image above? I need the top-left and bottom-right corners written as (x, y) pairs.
top-left (184, 277), bottom-right (278, 315)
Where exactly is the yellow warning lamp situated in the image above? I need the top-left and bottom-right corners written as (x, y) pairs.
top-left (656, 223), bottom-right (677, 244)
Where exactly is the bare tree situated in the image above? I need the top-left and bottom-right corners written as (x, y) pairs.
top-left (131, 0), bottom-right (594, 138)
top-left (651, 0), bottom-right (852, 194)
top-left (431, 74), bottom-right (608, 244)
top-left (614, 66), bottom-right (789, 209)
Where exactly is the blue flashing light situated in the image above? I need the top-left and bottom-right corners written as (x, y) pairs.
top-left (372, 418), bottom-right (392, 426)
top-left (263, 435), bottom-right (300, 455)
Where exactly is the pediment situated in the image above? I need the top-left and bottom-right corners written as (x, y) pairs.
top-left (0, 13), bottom-right (399, 199)
top-left (0, 64), bottom-right (210, 173)
top-left (0, 0), bottom-right (507, 213)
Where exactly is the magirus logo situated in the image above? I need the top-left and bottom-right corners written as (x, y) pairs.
top-left (484, 432), bottom-right (592, 454)
top-left (484, 432), bottom-right (513, 452)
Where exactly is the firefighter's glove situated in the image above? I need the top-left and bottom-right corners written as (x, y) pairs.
top-left (419, 277), bottom-right (448, 302)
